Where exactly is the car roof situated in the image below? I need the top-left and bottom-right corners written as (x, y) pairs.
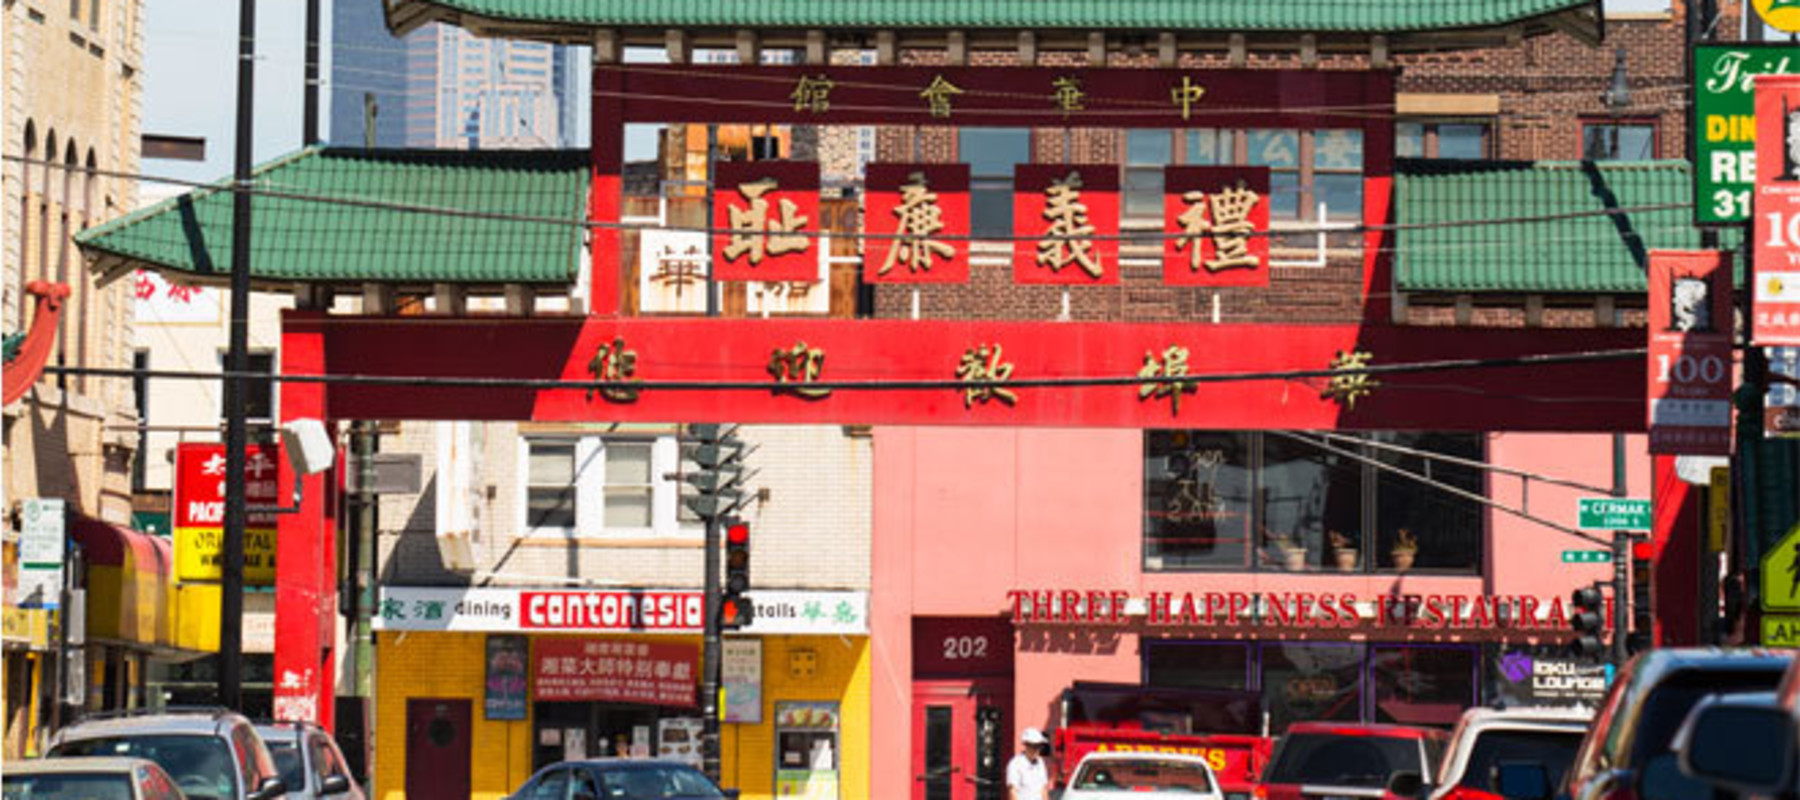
top-left (253, 723), bottom-right (309, 741)
top-left (553, 759), bottom-right (703, 770)
top-left (53, 711), bottom-right (243, 741)
top-left (1283, 722), bottom-right (1444, 739)
top-left (1074, 751), bottom-right (1219, 767)
top-left (1457, 706), bottom-right (1593, 727)
top-left (6, 756), bottom-right (157, 776)
top-left (1615, 649), bottom-right (1792, 709)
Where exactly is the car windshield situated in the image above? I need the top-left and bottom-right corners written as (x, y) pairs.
top-left (1265, 733), bottom-right (1422, 788)
top-left (267, 739), bottom-right (306, 794)
top-left (51, 734), bottom-right (238, 800)
top-left (599, 765), bottom-right (724, 799)
top-left (1455, 729), bottom-right (1584, 792)
top-left (2, 773), bottom-right (135, 800)
top-left (1630, 669), bottom-right (1786, 766)
top-left (1072, 758), bottom-right (1215, 793)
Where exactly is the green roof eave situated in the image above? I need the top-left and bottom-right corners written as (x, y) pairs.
top-left (78, 146), bottom-right (590, 288)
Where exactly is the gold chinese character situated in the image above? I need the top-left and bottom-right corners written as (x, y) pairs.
top-left (1321, 349), bottom-right (1378, 409)
top-left (955, 344), bottom-right (1018, 408)
top-left (1171, 76), bottom-right (1207, 121)
top-left (1051, 76), bottom-right (1085, 117)
top-left (768, 341), bottom-right (830, 399)
top-left (650, 244), bottom-right (706, 300)
top-left (920, 75), bottom-right (963, 119)
top-left (1036, 171), bottom-right (1102, 278)
top-left (586, 336), bottom-right (641, 403)
top-left (882, 172), bottom-right (956, 275)
top-left (1174, 182), bottom-right (1261, 273)
top-left (789, 74), bottom-right (835, 114)
top-left (724, 178), bottom-right (811, 266)
top-left (1138, 345), bottom-right (1197, 414)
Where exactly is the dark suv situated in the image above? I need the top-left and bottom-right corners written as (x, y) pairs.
top-left (1550, 649), bottom-right (1793, 800)
top-left (46, 708), bottom-right (287, 800)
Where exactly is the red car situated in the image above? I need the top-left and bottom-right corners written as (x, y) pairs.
top-left (1257, 722), bottom-right (1448, 800)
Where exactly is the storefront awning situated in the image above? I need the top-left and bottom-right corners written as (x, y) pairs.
top-left (70, 515), bottom-right (175, 651)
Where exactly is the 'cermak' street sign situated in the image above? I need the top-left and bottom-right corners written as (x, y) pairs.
top-left (1576, 498), bottom-right (1652, 532)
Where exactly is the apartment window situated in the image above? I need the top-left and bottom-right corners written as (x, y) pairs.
top-left (521, 435), bottom-right (700, 538)
top-left (1182, 129), bottom-right (1235, 166)
top-left (1123, 130), bottom-right (1174, 218)
top-left (218, 351), bottom-right (276, 424)
top-left (88, 0), bottom-right (100, 31)
top-left (1144, 431), bottom-right (1484, 574)
top-left (1581, 120), bottom-right (1656, 160)
top-left (960, 128), bottom-right (1030, 238)
top-left (1397, 121), bottom-right (1492, 160)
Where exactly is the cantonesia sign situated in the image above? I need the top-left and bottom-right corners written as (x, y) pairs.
top-left (1005, 589), bottom-right (1595, 632)
top-left (373, 587), bottom-right (869, 636)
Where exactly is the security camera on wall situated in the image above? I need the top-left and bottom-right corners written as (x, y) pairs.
top-left (280, 418), bottom-right (335, 475)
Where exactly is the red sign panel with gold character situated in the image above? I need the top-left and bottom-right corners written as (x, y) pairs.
top-left (1012, 164), bottom-right (1120, 286)
top-left (1163, 167), bottom-right (1271, 287)
top-left (711, 161), bottom-right (821, 283)
top-left (863, 163), bottom-right (970, 284)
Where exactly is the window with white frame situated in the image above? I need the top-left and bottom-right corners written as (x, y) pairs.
top-left (521, 435), bottom-right (701, 537)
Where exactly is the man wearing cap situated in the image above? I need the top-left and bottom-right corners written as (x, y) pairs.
top-left (1006, 727), bottom-right (1051, 800)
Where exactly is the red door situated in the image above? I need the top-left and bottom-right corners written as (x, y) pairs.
top-left (406, 699), bottom-right (471, 800)
top-left (911, 679), bottom-right (1013, 800)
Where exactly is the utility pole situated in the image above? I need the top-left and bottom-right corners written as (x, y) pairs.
top-left (678, 424), bottom-right (751, 784)
top-left (219, 0), bottom-right (257, 711)
top-left (1611, 434), bottom-right (1632, 666)
top-left (303, 0), bottom-right (320, 145)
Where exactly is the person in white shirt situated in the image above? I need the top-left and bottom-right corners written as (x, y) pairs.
top-left (1005, 727), bottom-right (1051, 800)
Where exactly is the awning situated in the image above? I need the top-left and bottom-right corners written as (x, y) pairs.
top-left (70, 515), bottom-right (175, 650)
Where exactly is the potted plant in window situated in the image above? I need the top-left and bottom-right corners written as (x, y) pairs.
top-left (1390, 528), bottom-right (1419, 572)
top-left (1264, 529), bottom-right (1309, 571)
top-left (1329, 530), bottom-right (1359, 572)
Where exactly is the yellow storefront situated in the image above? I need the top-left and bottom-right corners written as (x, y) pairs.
top-left (371, 587), bottom-right (870, 800)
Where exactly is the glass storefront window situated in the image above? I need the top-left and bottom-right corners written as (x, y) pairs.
top-left (1260, 643), bottom-right (1363, 732)
top-left (1144, 432), bottom-right (1254, 570)
top-left (1143, 642), bottom-right (1251, 690)
top-left (1259, 435), bottom-right (1361, 573)
top-left (1370, 433), bottom-right (1484, 573)
top-left (1370, 646), bottom-right (1479, 728)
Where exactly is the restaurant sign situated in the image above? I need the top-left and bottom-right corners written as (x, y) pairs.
top-left (372, 586), bottom-right (868, 636)
top-left (1005, 589), bottom-right (1591, 632)
top-left (534, 637), bottom-right (697, 707)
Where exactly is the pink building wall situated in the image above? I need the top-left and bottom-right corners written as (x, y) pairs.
top-left (870, 426), bottom-right (1651, 797)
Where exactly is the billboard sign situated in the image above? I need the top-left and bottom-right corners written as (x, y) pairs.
top-left (1693, 45), bottom-right (1795, 224)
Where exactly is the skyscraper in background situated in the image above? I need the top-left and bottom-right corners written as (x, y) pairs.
top-left (329, 0), bottom-right (587, 149)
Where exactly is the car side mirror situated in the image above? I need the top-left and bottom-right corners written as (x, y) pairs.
top-left (320, 774), bottom-right (352, 795)
top-left (1385, 770), bottom-right (1424, 799)
top-left (1493, 761), bottom-right (1551, 800)
top-left (1679, 703), bottom-right (1797, 795)
top-left (248, 776), bottom-right (287, 800)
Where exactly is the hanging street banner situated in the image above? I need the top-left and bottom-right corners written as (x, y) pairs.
top-left (1753, 74), bottom-right (1800, 346)
top-left (712, 161), bottom-right (822, 284)
top-left (1647, 250), bottom-right (1734, 455)
top-left (863, 164), bottom-right (970, 285)
top-left (17, 498), bottom-right (66, 609)
top-left (1692, 45), bottom-right (1795, 225)
top-left (1163, 167), bottom-right (1272, 287)
top-left (1013, 165), bottom-right (1120, 286)
top-left (172, 442), bottom-right (282, 584)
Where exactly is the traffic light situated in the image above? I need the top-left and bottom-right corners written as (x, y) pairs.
top-left (681, 424), bottom-right (749, 519)
top-left (720, 518), bottom-right (753, 630)
top-left (1570, 586), bottom-right (1606, 658)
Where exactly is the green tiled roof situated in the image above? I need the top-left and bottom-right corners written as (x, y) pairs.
top-left (388, 0), bottom-right (1593, 33)
top-left (78, 147), bottom-right (589, 286)
top-left (1394, 159), bottom-right (1737, 295)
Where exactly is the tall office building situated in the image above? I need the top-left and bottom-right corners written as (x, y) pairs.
top-left (329, 0), bottom-right (408, 146)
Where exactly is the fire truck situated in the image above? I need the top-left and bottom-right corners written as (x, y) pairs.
top-left (1051, 682), bottom-right (1273, 800)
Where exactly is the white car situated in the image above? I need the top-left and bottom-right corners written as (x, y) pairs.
top-left (1061, 751), bottom-right (1224, 799)
top-left (1431, 706), bottom-right (1592, 800)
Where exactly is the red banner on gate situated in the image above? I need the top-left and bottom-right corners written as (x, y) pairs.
top-left (534, 638), bottom-right (698, 707)
top-left (1753, 75), bottom-right (1800, 346)
top-left (1013, 165), bottom-right (1120, 286)
top-left (863, 164), bottom-right (970, 284)
top-left (1648, 250), bottom-right (1734, 455)
top-left (712, 161), bottom-right (821, 283)
top-left (1163, 167), bottom-right (1272, 287)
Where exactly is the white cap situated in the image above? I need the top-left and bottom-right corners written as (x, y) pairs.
top-left (1021, 727), bottom-right (1048, 745)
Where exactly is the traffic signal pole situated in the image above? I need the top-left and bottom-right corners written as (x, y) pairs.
top-left (701, 511), bottom-right (723, 782)
top-left (1612, 434), bottom-right (1631, 665)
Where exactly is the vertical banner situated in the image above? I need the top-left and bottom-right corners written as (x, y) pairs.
top-left (1647, 250), bottom-right (1735, 455)
top-left (484, 634), bottom-right (528, 720)
top-left (1754, 75), bottom-right (1800, 345)
top-left (1012, 164), bottom-right (1120, 286)
top-left (712, 161), bottom-right (822, 283)
top-left (721, 638), bottom-right (764, 723)
top-left (173, 442), bottom-right (283, 584)
top-left (1162, 166), bottom-right (1272, 287)
top-left (17, 498), bottom-right (66, 609)
top-left (862, 164), bottom-right (970, 284)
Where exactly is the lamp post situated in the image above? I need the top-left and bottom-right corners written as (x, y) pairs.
top-left (1600, 45), bottom-right (1634, 665)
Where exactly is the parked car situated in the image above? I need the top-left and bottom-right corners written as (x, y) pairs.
top-left (44, 708), bottom-right (286, 800)
top-left (1427, 707), bottom-right (1591, 800)
top-left (1520, 648), bottom-right (1793, 800)
top-left (1258, 722), bottom-right (1449, 800)
top-left (4, 756), bottom-right (186, 800)
top-left (1062, 750), bottom-right (1224, 799)
top-left (506, 759), bottom-right (738, 800)
top-left (254, 722), bottom-right (363, 800)
top-left (1673, 656), bottom-right (1800, 799)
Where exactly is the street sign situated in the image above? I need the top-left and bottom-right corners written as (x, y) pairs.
top-left (1762, 615), bottom-right (1800, 647)
top-left (17, 498), bottom-right (65, 609)
top-left (1691, 45), bottom-right (1794, 225)
top-left (1561, 550), bottom-right (1613, 564)
top-left (1577, 498), bottom-right (1653, 532)
top-left (1760, 521), bottom-right (1800, 612)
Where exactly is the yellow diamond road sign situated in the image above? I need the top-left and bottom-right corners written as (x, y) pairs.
top-left (1760, 522), bottom-right (1800, 612)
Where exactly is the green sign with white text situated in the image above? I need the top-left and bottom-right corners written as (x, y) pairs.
top-left (1561, 550), bottom-right (1613, 564)
top-left (1577, 498), bottom-right (1652, 531)
top-left (1692, 44), bottom-right (1796, 224)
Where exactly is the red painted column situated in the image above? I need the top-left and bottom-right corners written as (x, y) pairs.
top-left (1360, 71), bottom-right (1396, 322)
top-left (1646, 455), bottom-right (1700, 646)
top-left (589, 63), bottom-right (624, 317)
top-left (273, 309), bottom-right (338, 729)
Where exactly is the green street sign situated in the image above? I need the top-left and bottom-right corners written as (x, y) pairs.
top-left (1577, 498), bottom-right (1653, 531)
top-left (1561, 550), bottom-right (1613, 564)
top-left (1692, 45), bottom-right (1796, 224)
